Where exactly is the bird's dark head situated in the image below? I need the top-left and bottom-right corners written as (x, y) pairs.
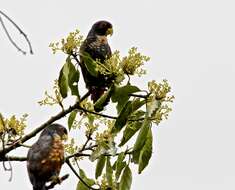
top-left (41, 123), bottom-right (68, 140)
top-left (89, 20), bottom-right (113, 36)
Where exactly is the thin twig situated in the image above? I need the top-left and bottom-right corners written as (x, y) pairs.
top-left (129, 93), bottom-right (147, 99)
top-left (65, 159), bottom-right (99, 190)
top-left (77, 106), bottom-right (117, 120)
top-left (0, 10), bottom-right (33, 54)
top-left (66, 153), bottom-right (90, 160)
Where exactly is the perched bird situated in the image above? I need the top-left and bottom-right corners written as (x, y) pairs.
top-left (27, 124), bottom-right (68, 190)
top-left (79, 20), bottom-right (113, 108)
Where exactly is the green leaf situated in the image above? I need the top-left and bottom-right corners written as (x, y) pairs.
top-left (81, 52), bottom-right (98, 77)
top-left (119, 165), bottom-right (132, 190)
top-left (58, 57), bottom-right (80, 98)
top-left (95, 155), bottom-right (106, 179)
top-left (133, 119), bottom-right (151, 151)
top-left (58, 63), bottom-right (69, 98)
top-left (106, 157), bottom-right (113, 186)
top-left (132, 119), bottom-right (151, 163)
top-left (66, 57), bottom-right (80, 97)
top-left (76, 168), bottom-right (95, 190)
top-left (132, 149), bottom-right (140, 164)
top-left (112, 97), bottom-right (145, 135)
top-left (111, 101), bottom-right (132, 134)
top-left (112, 85), bottom-right (140, 113)
top-left (138, 128), bottom-right (153, 174)
top-left (119, 121), bottom-right (143, 147)
top-left (68, 110), bottom-right (77, 130)
top-left (94, 84), bottom-right (114, 112)
top-left (115, 152), bottom-right (126, 181)
top-left (131, 98), bottom-right (145, 112)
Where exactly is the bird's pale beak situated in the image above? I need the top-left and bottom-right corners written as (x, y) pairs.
top-left (106, 27), bottom-right (113, 36)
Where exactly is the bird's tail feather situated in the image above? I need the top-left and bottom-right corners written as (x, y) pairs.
top-left (90, 86), bottom-right (110, 112)
top-left (33, 182), bottom-right (46, 190)
top-left (90, 86), bottom-right (106, 103)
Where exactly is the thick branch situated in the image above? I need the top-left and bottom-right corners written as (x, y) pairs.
top-left (0, 91), bottom-right (90, 157)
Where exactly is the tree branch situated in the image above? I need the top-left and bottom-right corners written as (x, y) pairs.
top-left (0, 91), bottom-right (90, 157)
top-left (46, 174), bottom-right (69, 189)
top-left (77, 106), bottom-right (117, 119)
top-left (1, 155), bottom-right (27, 161)
top-left (0, 10), bottom-right (33, 54)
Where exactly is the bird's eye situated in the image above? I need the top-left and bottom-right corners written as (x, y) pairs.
top-left (63, 128), bottom-right (68, 135)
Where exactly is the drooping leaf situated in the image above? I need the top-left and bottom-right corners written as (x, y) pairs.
top-left (133, 119), bottom-right (151, 151)
top-left (67, 57), bottom-right (80, 97)
top-left (132, 118), bottom-right (151, 163)
top-left (115, 152), bottom-right (126, 181)
top-left (58, 63), bottom-right (69, 98)
top-left (119, 165), bottom-right (132, 190)
top-left (119, 121), bottom-right (143, 147)
top-left (106, 157), bottom-right (113, 187)
top-left (95, 155), bottom-right (106, 179)
top-left (138, 127), bottom-right (153, 174)
top-left (131, 98), bottom-right (145, 112)
top-left (112, 85), bottom-right (140, 113)
top-left (111, 101), bottom-right (132, 134)
top-left (58, 57), bottom-right (80, 98)
top-left (132, 149), bottom-right (140, 164)
top-left (68, 110), bottom-right (77, 130)
top-left (94, 84), bottom-right (114, 112)
top-left (81, 52), bottom-right (98, 77)
top-left (76, 168), bottom-right (95, 190)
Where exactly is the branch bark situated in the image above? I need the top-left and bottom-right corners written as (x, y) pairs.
top-left (0, 91), bottom-right (90, 157)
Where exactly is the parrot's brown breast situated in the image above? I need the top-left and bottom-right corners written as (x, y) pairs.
top-left (40, 135), bottom-right (64, 175)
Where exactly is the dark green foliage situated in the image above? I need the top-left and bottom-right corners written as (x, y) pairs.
top-left (76, 168), bottom-right (95, 190)
top-left (58, 57), bottom-right (80, 98)
top-left (68, 110), bottom-right (77, 130)
top-left (95, 155), bottom-right (106, 179)
top-left (119, 165), bottom-right (132, 190)
top-left (138, 127), bottom-right (153, 173)
top-left (111, 85), bottom-right (140, 113)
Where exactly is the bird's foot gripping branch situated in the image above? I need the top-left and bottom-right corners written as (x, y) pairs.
top-left (0, 21), bottom-right (174, 190)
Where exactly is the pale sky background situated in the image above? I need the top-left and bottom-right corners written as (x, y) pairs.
top-left (1, 0), bottom-right (235, 189)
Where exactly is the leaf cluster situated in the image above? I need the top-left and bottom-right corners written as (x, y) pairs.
top-left (0, 113), bottom-right (28, 146)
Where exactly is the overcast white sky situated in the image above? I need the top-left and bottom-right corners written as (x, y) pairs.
top-left (1, 0), bottom-right (235, 189)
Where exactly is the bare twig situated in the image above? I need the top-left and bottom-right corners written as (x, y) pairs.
top-left (129, 93), bottom-right (147, 99)
top-left (0, 10), bottom-right (33, 54)
top-left (77, 106), bottom-right (117, 120)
